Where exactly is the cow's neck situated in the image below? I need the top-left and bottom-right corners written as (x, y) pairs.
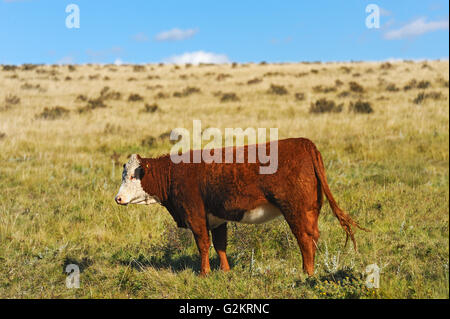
top-left (141, 156), bottom-right (171, 205)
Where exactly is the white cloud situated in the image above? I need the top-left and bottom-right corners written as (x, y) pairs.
top-left (163, 51), bottom-right (230, 64)
top-left (155, 28), bottom-right (198, 42)
top-left (114, 58), bottom-right (123, 66)
top-left (56, 56), bottom-right (75, 64)
top-left (379, 7), bottom-right (392, 17)
top-left (384, 17), bottom-right (449, 40)
top-left (85, 47), bottom-right (124, 62)
top-left (132, 32), bottom-right (149, 42)
top-left (163, 51), bottom-right (230, 65)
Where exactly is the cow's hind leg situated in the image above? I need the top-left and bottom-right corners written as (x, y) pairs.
top-left (211, 223), bottom-right (230, 272)
top-left (283, 208), bottom-right (320, 276)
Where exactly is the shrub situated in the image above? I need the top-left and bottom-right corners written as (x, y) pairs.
top-left (146, 84), bottom-right (163, 90)
top-left (413, 91), bottom-right (443, 104)
top-left (267, 84), bottom-right (288, 95)
top-left (154, 92), bottom-right (169, 99)
top-left (220, 92), bottom-right (240, 102)
top-left (435, 77), bottom-right (449, 88)
top-left (216, 73), bottom-right (232, 81)
top-left (247, 78), bottom-right (262, 85)
top-left (21, 64), bottom-right (38, 71)
top-left (173, 87), bottom-right (201, 98)
top-left (403, 80), bottom-right (416, 91)
top-left (308, 271), bottom-right (374, 299)
top-left (128, 94), bottom-right (144, 102)
top-left (141, 136), bottom-right (157, 147)
top-left (142, 103), bottom-right (159, 113)
top-left (349, 100), bottom-right (373, 114)
top-left (340, 66), bottom-right (352, 74)
top-left (36, 106), bottom-right (70, 120)
top-left (5, 94), bottom-right (20, 105)
top-left (310, 98), bottom-right (343, 113)
top-left (133, 65), bottom-right (146, 72)
top-left (1, 95), bottom-right (17, 112)
top-left (425, 91), bottom-right (442, 100)
top-left (100, 87), bottom-right (121, 100)
top-left (337, 91), bottom-right (350, 98)
top-left (313, 85), bottom-right (336, 93)
top-left (294, 92), bottom-right (305, 101)
top-left (75, 94), bottom-right (88, 102)
top-left (140, 131), bottom-right (179, 148)
top-left (348, 81), bottom-right (364, 93)
top-left (157, 131), bottom-right (179, 145)
top-left (2, 65), bottom-right (18, 71)
top-left (295, 72), bottom-right (309, 77)
top-left (103, 123), bottom-right (121, 135)
top-left (413, 92), bottom-right (426, 105)
top-left (380, 62), bottom-right (393, 70)
top-left (78, 98), bottom-right (107, 113)
top-left (386, 83), bottom-right (399, 92)
top-left (263, 72), bottom-right (285, 77)
top-left (417, 80), bottom-right (431, 89)
top-left (21, 83), bottom-right (40, 90)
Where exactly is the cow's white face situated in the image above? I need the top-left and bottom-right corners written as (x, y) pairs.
top-left (115, 154), bottom-right (159, 205)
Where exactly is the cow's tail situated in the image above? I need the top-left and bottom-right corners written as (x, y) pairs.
top-left (309, 142), bottom-right (369, 251)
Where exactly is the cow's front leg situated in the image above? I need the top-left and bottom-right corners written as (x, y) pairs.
top-left (192, 227), bottom-right (211, 276)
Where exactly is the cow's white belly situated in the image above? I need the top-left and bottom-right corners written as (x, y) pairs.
top-left (240, 203), bottom-right (282, 224)
top-left (207, 203), bottom-right (282, 229)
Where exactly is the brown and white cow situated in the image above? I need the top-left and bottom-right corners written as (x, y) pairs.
top-left (115, 137), bottom-right (366, 276)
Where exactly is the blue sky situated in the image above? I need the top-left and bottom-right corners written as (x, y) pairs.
top-left (0, 0), bottom-right (448, 64)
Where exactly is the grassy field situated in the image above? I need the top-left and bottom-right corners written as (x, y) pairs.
top-left (0, 60), bottom-right (448, 299)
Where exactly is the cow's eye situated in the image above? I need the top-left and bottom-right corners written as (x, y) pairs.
top-left (130, 176), bottom-right (135, 180)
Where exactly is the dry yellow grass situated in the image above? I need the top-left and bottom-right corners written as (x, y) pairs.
top-left (0, 60), bottom-right (448, 298)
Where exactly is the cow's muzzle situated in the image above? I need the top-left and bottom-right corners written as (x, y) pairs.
top-left (115, 195), bottom-right (128, 205)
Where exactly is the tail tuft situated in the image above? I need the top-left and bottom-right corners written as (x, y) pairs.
top-left (333, 205), bottom-right (370, 251)
top-left (309, 141), bottom-right (369, 251)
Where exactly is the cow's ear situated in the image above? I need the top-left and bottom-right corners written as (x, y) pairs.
top-left (136, 154), bottom-right (142, 161)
